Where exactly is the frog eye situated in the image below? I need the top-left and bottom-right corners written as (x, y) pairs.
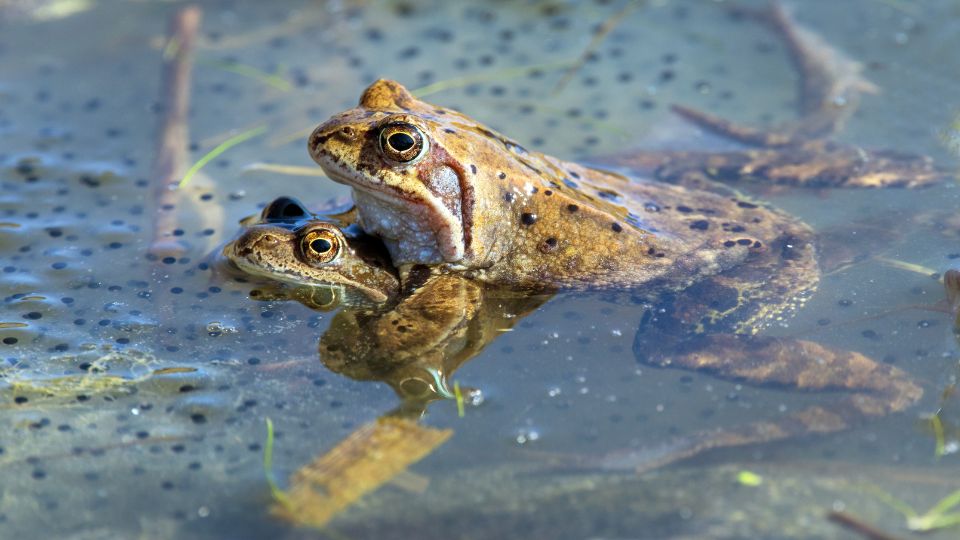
top-left (378, 122), bottom-right (428, 164)
top-left (300, 228), bottom-right (342, 264)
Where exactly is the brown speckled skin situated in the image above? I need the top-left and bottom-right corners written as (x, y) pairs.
top-left (309, 80), bottom-right (817, 297)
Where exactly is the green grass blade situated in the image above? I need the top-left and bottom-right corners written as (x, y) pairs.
top-left (263, 417), bottom-right (290, 506)
top-left (204, 59), bottom-right (292, 91)
top-left (411, 59), bottom-right (576, 98)
top-left (179, 125), bottom-right (267, 187)
top-left (454, 381), bottom-right (465, 418)
top-left (863, 483), bottom-right (918, 518)
top-left (927, 489), bottom-right (960, 520)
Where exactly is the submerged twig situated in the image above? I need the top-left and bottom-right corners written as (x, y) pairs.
top-left (149, 5), bottom-right (201, 258)
top-left (827, 511), bottom-right (905, 540)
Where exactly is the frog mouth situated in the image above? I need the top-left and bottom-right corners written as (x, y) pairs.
top-left (318, 164), bottom-right (467, 265)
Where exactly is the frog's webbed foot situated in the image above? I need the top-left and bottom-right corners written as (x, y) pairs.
top-left (611, 334), bottom-right (922, 472)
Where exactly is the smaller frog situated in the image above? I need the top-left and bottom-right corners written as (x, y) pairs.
top-left (223, 197), bottom-right (399, 304)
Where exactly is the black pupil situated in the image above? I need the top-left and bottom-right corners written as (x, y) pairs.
top-left (388, 132), bottom-right (416, 152)
top-left (310, 238), bottom-right (333, 253)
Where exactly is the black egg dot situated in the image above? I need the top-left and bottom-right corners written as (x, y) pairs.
top-left (611, 223), bottom-right (623, 233)
top-left (689, 220), bottom-right (709, 231)
top-left (3, 337), bottom-right (18, 345)
top-left (567, 204), bottom-right (579, 213)
top-left (520, 213), bottom-right (537, 226)
top-left (190, 414), bottom-right (207, 424)
top-left (24, 312), bottom-right (42, 320)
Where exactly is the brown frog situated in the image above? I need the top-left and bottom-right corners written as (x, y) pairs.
top-left (256, 3), bottom-right (932, 470)
top-left (309, 79), bottom-right (808, 293)
top-left (307, 3), bottom-right (938, 293)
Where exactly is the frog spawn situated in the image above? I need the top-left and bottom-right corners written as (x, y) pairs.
top-left (1, 0), bottom-right (954, 537)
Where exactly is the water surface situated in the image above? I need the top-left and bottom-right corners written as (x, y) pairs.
top-left (1, 1), bottom-right (960, 538)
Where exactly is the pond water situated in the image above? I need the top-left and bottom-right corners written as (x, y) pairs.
top-left (2, 0), bottom-right (960, 538)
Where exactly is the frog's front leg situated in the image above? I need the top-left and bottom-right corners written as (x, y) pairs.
top-left (608, 334), bottom-right (922, 473)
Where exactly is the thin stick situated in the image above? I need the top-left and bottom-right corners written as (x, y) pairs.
top-left (149, 6), bottom-right (201, 258)
top-left (827, 511), bottom-right (905, 540)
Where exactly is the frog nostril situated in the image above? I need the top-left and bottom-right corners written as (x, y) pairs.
top-left (256, 234), bottom-right (280, 247)
top-left (339, 126), bottom-right (355, 138)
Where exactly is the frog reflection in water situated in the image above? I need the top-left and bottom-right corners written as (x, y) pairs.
top-left (242, 5), bottom-right (934, 469)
